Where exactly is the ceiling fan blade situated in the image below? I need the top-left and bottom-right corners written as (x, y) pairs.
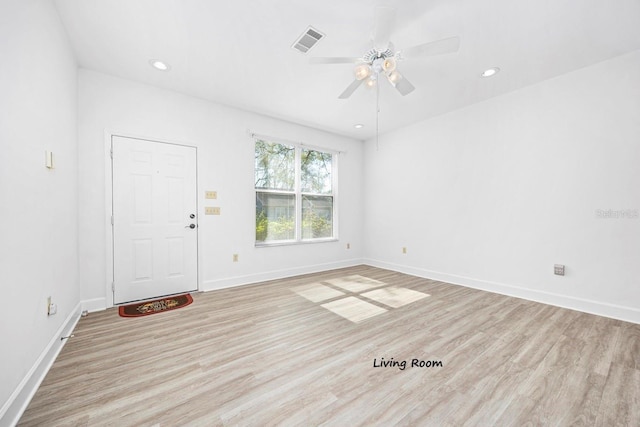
top-left (387, 71), bottom-right (415, 96)
top-left (372, 7), bottom-right (396, 52)
top-left (310, 57), bottom-right (361, 64)
top-left (401, 36), bottom-right (460, 58)
top-left (338, 79), bottom-right (364, 99)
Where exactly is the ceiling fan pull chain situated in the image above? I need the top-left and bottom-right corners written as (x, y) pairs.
top-left (376, 78), bottom-right (380, 151)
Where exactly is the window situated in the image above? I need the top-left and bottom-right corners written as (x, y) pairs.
top-left (255, 138), bottom-right (336, 244)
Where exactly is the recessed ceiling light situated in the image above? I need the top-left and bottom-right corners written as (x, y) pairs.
top-left (354, 124), bottom-right (364, 129)
top-left (149, 59), bottom-right (170, 71)
top-left (481, 67), bottom-right (500, 78)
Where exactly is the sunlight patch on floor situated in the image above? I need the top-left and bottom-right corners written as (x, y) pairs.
top-left (324, 275), bottom-right (384, 293)
top-left (291, 283), bottom-right (346, 302)
top-left (321, 297), bottom-right (388, 323)
top-left (361, 286), bottom-right (429, 308)
top-left (291, 275), bottom-right (429, 323)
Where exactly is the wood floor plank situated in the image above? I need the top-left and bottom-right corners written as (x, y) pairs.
top-left (18, 265), bottom-right (640, 426)
top-left (595, 364), bottom-right (640, 426)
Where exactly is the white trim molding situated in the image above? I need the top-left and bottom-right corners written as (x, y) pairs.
top-left (203, 258), bottom-right (364, 291)
top-left (81, 298), bottom-right (107, 313)
top-left (0, 303), bottom-right (82, 426)
top-left (364, 258), bottom-right (640, 325)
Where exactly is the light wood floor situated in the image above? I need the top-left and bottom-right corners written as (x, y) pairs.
top-left (19, 266), bottom-right (640, 426)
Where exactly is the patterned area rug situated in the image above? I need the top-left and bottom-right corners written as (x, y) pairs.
top-left (118, 294), bottom-right (193, 317)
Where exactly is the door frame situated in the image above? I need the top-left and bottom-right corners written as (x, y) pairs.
top-left (104, 130), bottom-right (201, 308)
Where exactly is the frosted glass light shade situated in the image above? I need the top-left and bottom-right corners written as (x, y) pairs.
top-left (382, 57), bottom-right (396, 73)
top-left (387, 70), bottom-right (401, 84)
top-left (354, 64), bottom-right (372, 80)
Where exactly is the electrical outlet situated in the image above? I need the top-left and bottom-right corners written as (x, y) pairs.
top-left (346, 243), bottom-right (351, 249)
top-left (205, 207), bottom-right (220, 215)
top-left (554, 264), bottom-right (565, 276)
top-left (402, 247), bottom-right (407, 254)
top-left (233, 254), bottom-right (239, 262)
top-left (205, 191), bottom-right (217, 199)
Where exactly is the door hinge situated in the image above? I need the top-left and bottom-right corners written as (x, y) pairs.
top-left (110, 148), bottom-right (113, 159)
top-left (111, 215), bottom-right (114, 225)
top-left (111, 282), bottom-right (115, 293)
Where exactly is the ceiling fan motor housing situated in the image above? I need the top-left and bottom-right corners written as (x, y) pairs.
top-left (363, 45), bottom-right (395, 63)
top-left (372, 57), bottom-right (386, 74)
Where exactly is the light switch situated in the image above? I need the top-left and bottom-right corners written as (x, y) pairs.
top-left (205, 191), bottom-right (217, 199)
top-left (205, 207), bottom-right (220, 215)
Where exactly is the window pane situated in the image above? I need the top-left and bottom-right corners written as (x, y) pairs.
top-left (301, 149), bottom-right (332, 194)
top-left (302, 195), bottom-right (333, 239)
top-left (255, 140), bottom-right (295, 191)
top-left (256, 192), bottom-right (296, 242)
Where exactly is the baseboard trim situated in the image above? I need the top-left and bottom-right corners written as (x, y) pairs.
top-left (203, 258), bottom-right (365, 291)
top-left (0, 303), bottom-right (82, 426)
top-left (364, 259), bottom-right (640, 325)
top-left (81, 297), bottom-right (107, 313)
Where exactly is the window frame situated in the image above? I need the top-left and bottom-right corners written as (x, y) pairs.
top-left (254, 137), bottom-right (338, 247)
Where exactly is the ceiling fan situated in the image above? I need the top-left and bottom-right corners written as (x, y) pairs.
top-left (310, 7), bottom-right (460, 99)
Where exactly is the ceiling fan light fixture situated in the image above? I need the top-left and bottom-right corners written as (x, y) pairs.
top-left (371, 57), bottom-right (386, 74)
top-left (387, 70), bottom-right (401, 84)
top-left (317, 6), bottom-right (460, 100)
top-left (365, 75), bottom-right (377, 88)
top-left (354, 63), bottom-right (372, 80)
top-left (382, 57), bottom-right (396, 73)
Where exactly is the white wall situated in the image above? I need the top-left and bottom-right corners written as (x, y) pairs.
top-left (0, 0), bottom-right (79, 423)
top-left (78, 70), bottom-right (364, 307)
top-left (363, 50), bottom-right (640, 323)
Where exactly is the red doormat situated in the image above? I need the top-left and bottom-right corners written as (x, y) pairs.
top-left (118, 294), bottom-right (193, 318)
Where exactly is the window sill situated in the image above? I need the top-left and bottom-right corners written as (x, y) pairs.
top-left (255, 238), bottom-right (338, 248)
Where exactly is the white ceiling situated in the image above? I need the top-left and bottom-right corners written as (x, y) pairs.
top-left (54, 0), bottom-right (640, 140)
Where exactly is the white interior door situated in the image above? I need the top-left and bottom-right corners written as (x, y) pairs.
top-left (112, 136), bottom-right (198, 304)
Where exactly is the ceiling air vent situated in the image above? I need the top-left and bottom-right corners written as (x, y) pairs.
top-left (292, 26), bottom-right (325, 54)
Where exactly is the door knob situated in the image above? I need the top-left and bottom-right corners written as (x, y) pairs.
top-left (189, 214), bottom-right (195, 219)
top-left (185, 224), bottom-right (196, 229)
